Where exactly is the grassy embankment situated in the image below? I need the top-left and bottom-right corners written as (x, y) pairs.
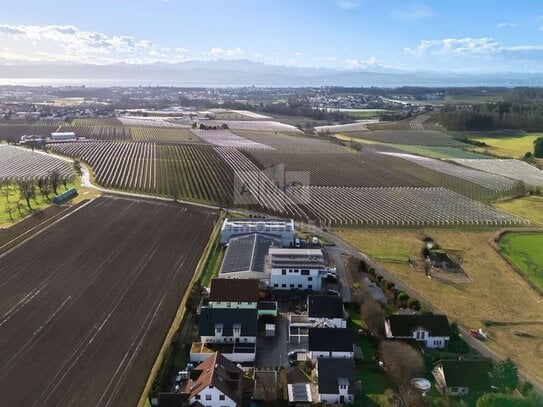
top-left (499, 232), bottom-right (543, 293)
top-left (335, 228), bottom-right (543, 388)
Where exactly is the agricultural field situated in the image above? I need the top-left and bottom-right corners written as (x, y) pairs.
top-left (73, 117), bottom-right (124, 126)
top-left (383, 144), bottom-right (490, 159)
top-left (450, 158), bottom-right (543, 187)
top-left (47, 141), bottom-right (236, 205)
top-left (132, 127), bottom-right (201, 143)
top-left (314, 121), bottom-right (376, 133)
top-left (0, 124), bottom-right (59, 143)
top-left (230, 110), bottom-right (271, 119)
top-left (0, 196), bottom-right (218, 406)
top-left (460, 133), bottom-right (542, 159)
top-left (244, 149), bottom-right (429, 187)
top-left (494, 196), bottom-right (543, 226)
top-left (191, 129), bottom-right (272, 149)
top-left (499, 232), bottom-right (543, 292)
top-left (336, 229), bottom-right (543, 386)
top-left (0, 144), bottom-right (74, 182)
top-left (58, 125), bottom-right (133, 141)
top-left (342, 129), bottom-right (466, 147)
top-left (118, 116), bottom-right (186, 128)
top-left (290, 186), bottom-right (525, 227)
top-left (197, 119), bottom-right (303, 133)
top-left (233, 130), bottom-right (338, 153)
top-left (381, 152), bottom-right (522, 195)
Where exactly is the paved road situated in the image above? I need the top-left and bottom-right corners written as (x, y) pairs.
top-left (298, 222), bottom-right (543, 396)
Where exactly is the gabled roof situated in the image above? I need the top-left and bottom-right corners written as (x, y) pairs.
top-left (308, 328), bottom-right (354, 352)
top-left (184, 352), bottom-right (244, 403)
top-left (435, 359), bottom-right (492, 390)
top-left (199, 308), bottom-right (258, 337)
top-left (209, 278), bottom-right (260, 302)
top-left (386, 314), bottom-right (450, 337)
top-left (220, 233), bottom-right (281, 275)
top-left (317, 358), bottom-right (355, 395)
top-left (308, 295), bottom-right (344, 319)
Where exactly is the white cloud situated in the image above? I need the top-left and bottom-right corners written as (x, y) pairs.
top-left (345, 57), bottom-right (378, 68)
top-left (405, 37), bottom-right (543, 60)
top-left (336, 0), bottom-right (360, 11)
top-left (497, 22), bottom-right (516, 28)
top-left (208, 47), bottom-right (245, 58)
top-left (391, 4), bottom-right (432, 21)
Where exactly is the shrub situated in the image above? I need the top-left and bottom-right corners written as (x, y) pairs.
top-left (407, 298), bottom-right (421, 310)
top-left (397, 292), bottom-right (409, 302)
top-left (368, 267), bottom-right (376, 276)
top-left (384, 280), bottom-right (395, 290)
top-left (376, 275), bottom-right (384, 284)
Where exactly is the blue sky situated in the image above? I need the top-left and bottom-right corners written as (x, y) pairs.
top-left (1, 0), bottom-right (543, 72)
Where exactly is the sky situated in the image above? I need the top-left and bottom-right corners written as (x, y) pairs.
top-left (1, 0), bottom-right (543, 72)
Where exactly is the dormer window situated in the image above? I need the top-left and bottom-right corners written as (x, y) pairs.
top-left (215, 324), bottom-right (223, 335)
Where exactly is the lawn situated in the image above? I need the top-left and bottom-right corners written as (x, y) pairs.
top-left (494, 196), bottom-right (543, 226)
top-left (336, 229), bottom-right (543, 388)
top-left (470, 133), bottom-right (542, 159)
top-left (499, 232), bottom-right (543, 293)
top-left (0, 179), bottom-right (79, 226)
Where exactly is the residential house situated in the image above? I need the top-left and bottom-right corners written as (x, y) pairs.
top-left (384, 314), bottom-right (450, 349)
top-left (182, 352), bottom-right (253, 407)
top-left (308, 328), bottom-right (355, 359)
top-left (199, 308), bottom-right (257, 344)
top-left (268, 248), bottom-right (326, 291)
top-left (208, 278), bottom-right (260, 309)
top-left (316, 358), bottom-right (356, 404)
top-left (432, 359), bottom-right (492, 397)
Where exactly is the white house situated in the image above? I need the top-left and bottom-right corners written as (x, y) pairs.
top-left (268, 248), bottom-right (326, 291)
top-left (182, 352), bottom-right (252, 406)
top-left (432, 359), bottom-right (492, 397)
top-left (308, 328), bottom-right (355, 359)
top-left (384, 314), bottom-right (451, 349)
top-left (316, 358), bottom-right (356, 404)
top-left (207, 278), bottom-right (260, 309)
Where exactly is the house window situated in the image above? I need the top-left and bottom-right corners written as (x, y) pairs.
top-left (282, 270), bottom-right (286, 275)
top-left (238, 301), bottom-right (242, 305)
top-left (209, 385), bottom-right (214, 389)
top-left (298, 284), bottom-right (302, 288)
top-left (281, 284), bottom-right (286, 288)
top-left (290, 284), bottom-right (294, 288)
top-left (274, 284), bottom-right (279, 288)
top-left (206, 394), bottom-right (212, 400)
top-left (195, 395), bottom-right (201, 400)
top-left (434, 340), bottom-right (442, 346)
top-left (301, 269), bottom-right (309, 275)
top-left (219, 395), bottom-right (225, 401)
top-left (289, 270), bottom-right (293, 273)
top-left (450, 387), bottom-right (458, 393)
top-left (226, 302), bottom-right (231, 307)
top-left (308, 285), bottom-right (312, 289)
top-left (308, 277), bottom-right (313, 281)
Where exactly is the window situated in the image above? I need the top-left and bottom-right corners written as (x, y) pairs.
top-left (282, 270), bottom-right (286, 275)
top-left (297, 284), bottom-right (302, 288)
top-left (290, 284), bottom-right (294, 288)
top-left (219, 395), bottom-right (226, 401)
top-left (308, 277), bottom-right (312, 281)
top-left (301, 270), bottom-right (309, 275)
top-left (308, 285), bottom-right (312, 289)
top-left (450, 387), bottom-right (458, 393)
top-left (206, 394), bottom-right (212, 401)
top-left (281, 284), bottom-right (286, 288)
top-left (289, 270), bottom-right (293, 273)
top-left (195, 395), bottom-right (201, 400)
top-left (274, 284), bottom-right (278, 288)
top-left (209, 385), bottom-right (214, 389)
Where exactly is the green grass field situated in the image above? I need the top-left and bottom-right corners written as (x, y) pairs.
top-left (0, 180), bottom-right (78, 226)
top-left (471, 133), bottom-right (542, 159)
top-left (499, 232), bottom-right (543, 292)
top-left (494, 196), bottom-right (543, 226)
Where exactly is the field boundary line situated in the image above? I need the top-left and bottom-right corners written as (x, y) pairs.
top-left (136, 211), bottom-right (224, 407)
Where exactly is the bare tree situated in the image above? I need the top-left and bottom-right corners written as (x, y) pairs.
top-left (5, 205), bottom-right (15, 222)
top-left (38, 177), bottom-right (51, 198)
top-left (18, 181), bottom-right (36, 210)
top-left (360, 300), bottom-right (386, 337)
top-left (49, 169), bottom-right (61, 195)
top-left (379, 341), bottom-right (425, 407)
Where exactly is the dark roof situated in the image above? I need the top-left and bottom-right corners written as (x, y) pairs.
top-left (157, 393), bottom-right (189, 407)
top-left (220, 233), bottom-right (281, 275)
top-left (436, 359), bottom-right (492, 390)
top-left (184, 352), bottom-right (245, 403)
top-left (387, 314), bottom-right (450, 337)
top-left (308, 295), bottom-right (344, 319)
top-left (199, 308), bottom-right (258, 337)
top-left (308, 328), bottom-right (355, 352)
top-left (209, 278), bottom-right (260, 302)
top-left (317, 358), bottom-right (355, 394)
top-left (269, 248), bottom-right (325, 269)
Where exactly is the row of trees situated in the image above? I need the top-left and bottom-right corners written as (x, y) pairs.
top-left (439, 102), bottom-right (543, 131)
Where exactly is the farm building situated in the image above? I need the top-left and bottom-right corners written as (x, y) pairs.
top-left (220, 218), bottom-right (295, 247)
top-left (50, 132), bottom-right (77, 142)
top-left (219, 234), bottom-right (281, 282)
top-left (384, 314), bottom-right (451, 349)
top-left (268, 248), bottom-right (326, 291)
